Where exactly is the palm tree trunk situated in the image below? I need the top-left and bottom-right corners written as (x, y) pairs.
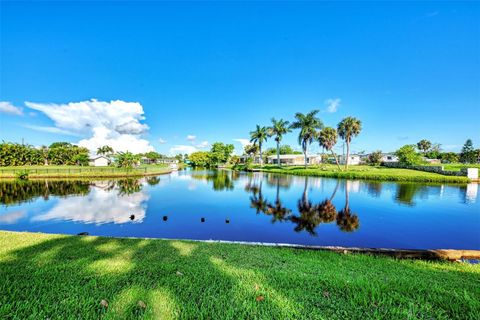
top-left (330, 180), bottom-right (340, 201)
top-left (331, 150), bottom-right (342, 171)
top-left (259, 144), bottom-right (263, 167)
top-left (276, 141), bottom-right (280, 167)
top-left (345, 141), bottom-right (350, 170)
top-left (303, 143), bottom-right (308, 169)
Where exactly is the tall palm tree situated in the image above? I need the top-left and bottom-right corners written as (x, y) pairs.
top-left (268, 118), bottom-right (291, 166)
top-left (250, 125), bottom-right (269, 166)
top-left (318, 127), bottom-right (342, 170)
top-left (337, 117), bottom-right (362, 170)
top-left (290, 110), bottom-right (323, 168)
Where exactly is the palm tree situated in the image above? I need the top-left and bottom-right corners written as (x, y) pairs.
top-left (268, 118), bottom-right (291, 166)
top-left (250, 125), bottom-right (269, 166)
top-left (337, 117), bottom-right (362, 170)
top-left (290, 110), bottom-right (323, 168)
top-left (40, 145), bottom-right (49, 166)
top-left (97, 145), bottom-right (114, 156)
top-left (318, 127), bottom-right (342, 170)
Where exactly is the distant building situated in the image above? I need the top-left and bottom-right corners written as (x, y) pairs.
top-left (267, 154), bottom-right (321, 165)
top-left (339, 154), bottom-right (361, 165)
top-left (89, 155), bottom-right (111, 167)
top-left (381, 153), bottom-right (399, 163)
top-left (425, 158), bottom-right (441, 164)
top-left (158, 158), bottom-right (179, 164)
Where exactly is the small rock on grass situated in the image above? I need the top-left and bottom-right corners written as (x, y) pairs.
top-left (176, 271), bottom-right (184, 276)
top-left (137, 300), bottom-right (147, 309)
top-left (100, 299), bottom-right (108, 308)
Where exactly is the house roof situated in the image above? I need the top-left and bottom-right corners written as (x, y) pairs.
top-left (89, 155), bottom-right (111, 161)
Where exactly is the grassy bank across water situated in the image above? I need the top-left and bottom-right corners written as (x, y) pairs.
top-left (245, 164), bottom-right (471, 183)
top-left (0, 164), bottom-right (174, 179)
top-left (0, 231), bottom-right (479, 319)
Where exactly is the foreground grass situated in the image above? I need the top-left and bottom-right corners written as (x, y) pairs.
top-left (1, 231), bottom-right (479, 319)
top-left (251, 164), bottom-right (471, 183)
top-left (0, 164), bottom-right (172, 178)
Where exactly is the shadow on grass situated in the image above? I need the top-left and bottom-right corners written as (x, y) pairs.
top-left (1, 232), bottom-right (479, 319)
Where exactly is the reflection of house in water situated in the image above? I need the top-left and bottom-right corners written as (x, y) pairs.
top-left (465, 183), bottom-right (478, 203)
top-left (346, 180), bottom-right (360, 193)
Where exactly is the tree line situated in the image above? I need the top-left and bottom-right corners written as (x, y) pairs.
top-left (0, 142), bottom-right (90, 166)
top-left (249, 110), bottom-right (362, 170)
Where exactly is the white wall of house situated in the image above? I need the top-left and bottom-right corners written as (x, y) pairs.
top-left (89, 157), bottom-right (110, 167)
top-left (267, 154), bottom-right (321, 165)
top-left (381, 154), bottom-right (399, 163)
top-left (339, 155), bottom-right (361, 165)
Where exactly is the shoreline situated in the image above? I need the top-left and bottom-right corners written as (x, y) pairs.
top-left (0, 166), bottom-right (175, 179)
top-left (3, 231), bottom-right (479, 261)
top-left (235, 166), bottom-right (472, 184)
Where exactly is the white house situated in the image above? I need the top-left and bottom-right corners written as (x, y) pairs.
top-left (339, 154), bottom-right (361, 165)
top-left (381, 153), bottom-right (399, 163)
top-left (88, 155), bottom-right (111, 167)
top-left (267, 154), bottom-right (321, 165)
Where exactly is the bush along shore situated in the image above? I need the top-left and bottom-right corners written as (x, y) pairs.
top-left (234, 164), bottom-right (471, 183)
top-left (0, 231), bottom-right (479, 319)
top-left (0, 165), bottom-right (173, 179)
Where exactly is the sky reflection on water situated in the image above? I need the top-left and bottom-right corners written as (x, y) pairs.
top-left (1, 170), bottom-right (479, 250)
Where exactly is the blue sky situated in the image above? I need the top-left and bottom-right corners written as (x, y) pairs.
top-left (1, 1), bottom-right (479, 155)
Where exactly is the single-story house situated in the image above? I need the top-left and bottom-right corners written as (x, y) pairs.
top-left (267, 154), bottom-right (321, 165)
top-left (339, 154), bottom-right (361, 165)
top-left (158, 158), bottom-right (179, 164)
top-left (381, 154), bottom-right (399, 163)
top-left (425, 158), bottom-right (441, 164)
top-left (89, 155), bottom-right (111, 167)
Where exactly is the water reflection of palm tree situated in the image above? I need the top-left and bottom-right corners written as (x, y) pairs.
top-left (317, 181), bottom-right (339, 223)
top-left (265, 176), bottom-right (292, 223)
top-left (249, 181), bottom-right (268, 214)
top-left (117, 179), bottom-right (143, 196)
top-left (290, 177), bottom-right (322, 235)
top-left (336, 183), bottom-right (360, 232)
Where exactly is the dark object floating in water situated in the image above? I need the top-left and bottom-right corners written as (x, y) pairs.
top-left (163, 216), bottom-right (168, 221)
top-left (77, 232), bottom-right (89, 236)
top-left (226, 219), bottom-right (230, 224)
top-left (201, 217), bottom-right (205, 223)
top-left (130, 214), bottom-right (135, 220)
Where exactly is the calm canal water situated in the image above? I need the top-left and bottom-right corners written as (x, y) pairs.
top-left (1, 169), bottom-right (479, 250)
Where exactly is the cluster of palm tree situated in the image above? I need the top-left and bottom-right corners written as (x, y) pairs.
top-left (249, 110), bottom-right (362, 170)
top-left (246, 175), bottom-right (360, 235)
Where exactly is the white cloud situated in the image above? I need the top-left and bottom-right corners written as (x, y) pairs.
top-left (187, 135), bottom-right (197, 142)
top-left (25, 99), bottom-right (154, 154)
top-left (196, 140), bottom-right (209, 148)
top-left (24, 124), bottom-right (80, 136)
top-left (158, 138), bottom-right (167, 144)
top-left (233, 138), bottom-right (251, 148)
top-left (324, 98), bottom-right (341, 113)
top-left (0, 101), bottom-right (23, 116)
top-left (0, 210), bottom-right (26, 224)
top-left (169, 145), bottom-right (198, 155)
top-left (31, 183), bottom-right (149, 225)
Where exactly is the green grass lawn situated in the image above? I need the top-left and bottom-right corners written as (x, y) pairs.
top-left (441, 163), bottom-right (480, 171)
top-left (1, 231), bottom-right (479, 319)
top-left (0, 164), bottom-right (172, 178)
top-left (253, 164), bottom-right (471, 183)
